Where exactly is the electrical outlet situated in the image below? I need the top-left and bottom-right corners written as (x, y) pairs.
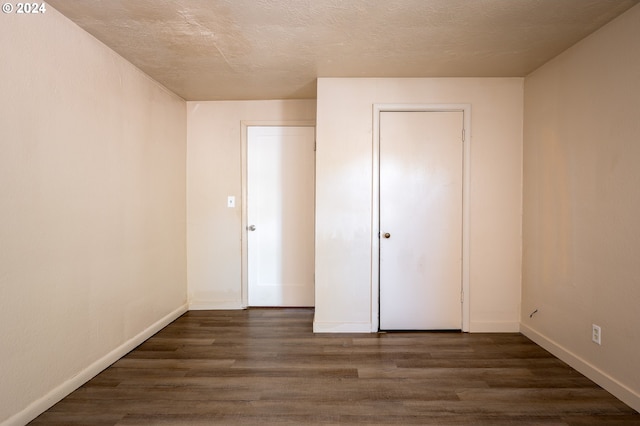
top-left (592, 324), bottom-right (601, 345)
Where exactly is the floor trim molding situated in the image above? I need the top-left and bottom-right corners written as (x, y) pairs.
top-left (189, 301), bottom-right (244, 310)
top-left (313, 321), bottom-right (372, 333)
top-left (470, 321), bottom-right (520, 332)
top-left (3, 304), bottom-right (188, 426)
top-left (521, 323), bottom-right (640, 412)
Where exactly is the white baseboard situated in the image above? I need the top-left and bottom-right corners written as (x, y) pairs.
top-left (521, 323), bottom-right (640, 413)
top-left (2, 304), bottom-right (188, 426)
top-left (312, 321), bottom-right (521, 334)
top-left (189, 301), bottom-right (244, 310)
top-left (470, 321), bottom-right (520, 332)
top-left (313, 321), bottom-right (372, 333)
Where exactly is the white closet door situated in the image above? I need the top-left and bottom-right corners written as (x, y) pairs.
top-left (379, 111), bottom-right (463, 330)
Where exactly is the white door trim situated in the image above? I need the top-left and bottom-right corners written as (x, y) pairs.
top-left (240, 120), bottom-right (316, 308)
top-left (371, 104), bottom-right (471, 332)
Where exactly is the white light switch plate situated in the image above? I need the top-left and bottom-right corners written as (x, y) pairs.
top-left (227, 196), bottom-right (235, 208)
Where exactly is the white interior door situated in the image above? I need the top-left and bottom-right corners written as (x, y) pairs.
top-left (379, 111), bottom-right (463, 330)
top-left (247, 126), bottom-right (315, 306)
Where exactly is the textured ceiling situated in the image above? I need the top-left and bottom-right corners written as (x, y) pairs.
top-left (47, 0), bottom-right (639, 101)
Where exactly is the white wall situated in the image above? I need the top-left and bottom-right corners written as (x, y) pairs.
top-left (315, 78), bottom-right (523, 333)
top-left (187, 100), bottom-right (316, 309)
top-left (0, 7), bottom-right (187, 425)
top-left (521, 4), bottom-right (640, 411)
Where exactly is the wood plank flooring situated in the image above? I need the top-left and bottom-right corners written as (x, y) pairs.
top-left (31, 308), bottom-right (639, 425)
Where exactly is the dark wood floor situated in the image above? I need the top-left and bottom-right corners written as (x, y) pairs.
top-left (31, 308), bottom-right (638, 425)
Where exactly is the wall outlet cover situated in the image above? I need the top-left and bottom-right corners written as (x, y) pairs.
top-left (592, 324), bottom-right (601, 345)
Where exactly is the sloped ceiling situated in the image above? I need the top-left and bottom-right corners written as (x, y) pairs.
top-left (47, 0), bottom-right (639, 100)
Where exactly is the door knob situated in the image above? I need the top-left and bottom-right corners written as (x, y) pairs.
top-left (384, 232), bottom-right (391, 239)
top-left (248, 225), bottom-right (256, 231)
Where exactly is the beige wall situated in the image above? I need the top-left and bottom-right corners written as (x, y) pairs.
top-left (0, 8), bottom-right (187, 424)
top-left (521, 4), bottom-right (640, 411)
top-left (315, 78), bottom-right (523, 332)
top-left (187, 100), bottom-right (317, 309)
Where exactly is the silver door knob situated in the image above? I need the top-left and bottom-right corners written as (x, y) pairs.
top-left (384, 232), bottom-right (391, 239)
top-left (248, 225), bottom-right (256, 231)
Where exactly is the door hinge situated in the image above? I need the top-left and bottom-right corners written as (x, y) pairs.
top-left (461, 290), bottom-right (464, 303)
top-left (462, 128), bottom-right (465, 142)
top-left (314, 141), bottom-right (317, 151)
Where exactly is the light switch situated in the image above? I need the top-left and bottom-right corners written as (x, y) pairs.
top-left (227, 196), bottom-right (235, 208)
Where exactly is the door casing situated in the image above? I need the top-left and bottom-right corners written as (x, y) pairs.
top-left (371, 104), bottom-right (471, 332)
top-left (240, 120), bottom-right (316, 308)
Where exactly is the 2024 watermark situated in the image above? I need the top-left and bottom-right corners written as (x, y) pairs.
top-left (2, 2), bottom-right (47, 14)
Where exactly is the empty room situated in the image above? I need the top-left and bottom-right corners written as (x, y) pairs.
top-left (1, 0), bottom-right (639, 424)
